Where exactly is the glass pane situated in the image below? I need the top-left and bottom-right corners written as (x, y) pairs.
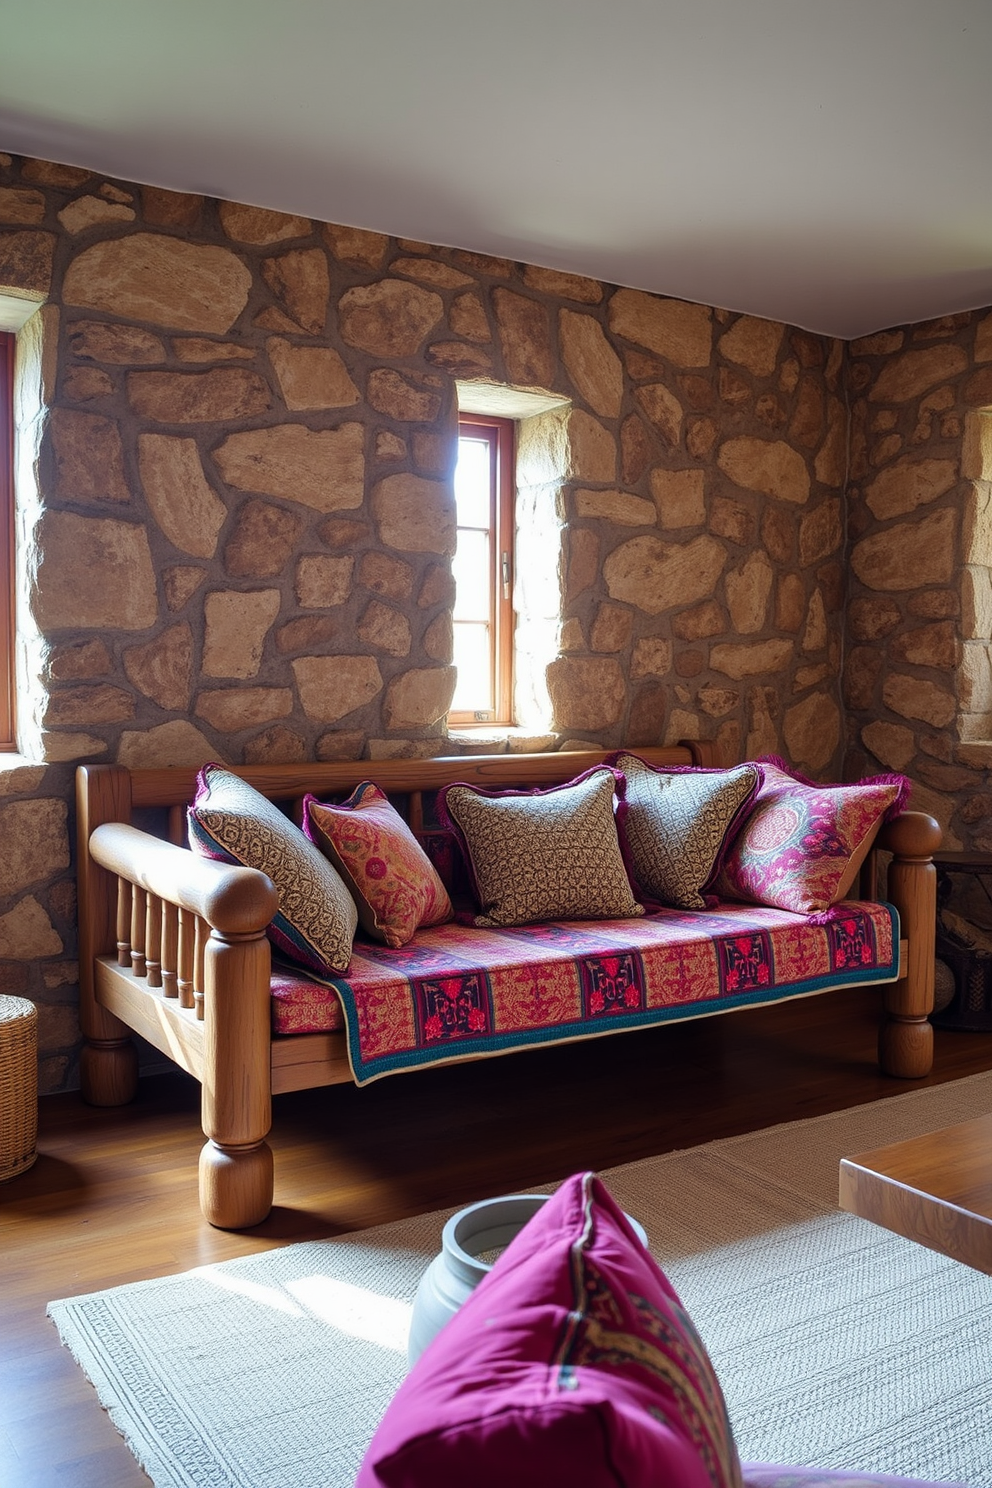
top-left (454, 435), bottom-right (493, 528)
top-left (451, 622), bottom-right (493, 713)
top-left (452, 529), bottom-right (491, 622)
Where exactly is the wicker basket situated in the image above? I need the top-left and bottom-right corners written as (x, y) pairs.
top-left (0, 995), bottom-right (37, 1181)
top-left (932, 935), bottom-right (992, 1032)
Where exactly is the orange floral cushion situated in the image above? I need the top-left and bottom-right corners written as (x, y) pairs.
top-left (305, 784), bottom-right (453, 948)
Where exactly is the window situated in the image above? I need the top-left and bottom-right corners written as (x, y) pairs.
top-left (449, 414), bottom-right (515, 726)
top-left (0, 332), bottom-right (14, 750)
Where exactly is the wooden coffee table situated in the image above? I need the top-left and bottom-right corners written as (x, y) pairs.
top-left (839, 1114), bottom-right (992, 1274)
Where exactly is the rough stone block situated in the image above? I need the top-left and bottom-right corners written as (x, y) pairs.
top-left (560, 309), bottom-right (622, 417)
top-left (783, 691), bottom-right (840, 772)
top-left (718, 315), bottom-right (783, 377)
top-left (215, 424), bottom-right (365, 512)
top-left (372, 473), bottom-right (456, 555)
top-left (604, 534), bottom-right (725, 615)
top-left (224, 499), bottom-right (305, 579)
top-left (267, 337), bottom-right (359, 409)
top-left (63, 234), bottom-right (251, 332)
top-left (882, 673), bottom-right (957, 727)
top-left (195, 688), bottom-right (293, 731)
top-left (49, 407), bottom-right (129, 504)
top-left (0, 799), bottom-right (68, 896)
top-left (128, 368), bottom-right (270, 422)
top-left (34, 512), bottom-right (158, 630)
top-left (262, 248), bottom-right (330, 334)
top-left (138, 434), bottom-right (227, 558)
top-left (717, 436), bottom-right (810, 504)
top-left (608, 289), bottom-right (711, 367)
top-left (547, 656), bottom-right (625, 730)
top-left (340, 279), bottom-right (442, 356)
top-left (850, 508), bottom-right (956, 590)
top-left (293, 656), bottom-right (383, 723)
top-left (202, 589), bottom-right (280, 678)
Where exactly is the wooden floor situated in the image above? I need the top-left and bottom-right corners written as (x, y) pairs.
top-left (4, 988), bottom-right (992, 1487)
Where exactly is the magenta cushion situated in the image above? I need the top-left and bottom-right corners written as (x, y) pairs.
top-left (357, 1171), bottom-right (742, 1488)
top-left (713, 758), bottom-right (909, 916)
top-left (742, 1469), bottom-right (967, 1488)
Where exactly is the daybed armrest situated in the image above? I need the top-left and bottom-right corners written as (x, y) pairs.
top-left (89, 823), bottom-right (278, 939)
top-left (86, 824), bottom-right (280, 1228)
top-left (875, 809), bottom-right (942, 1079)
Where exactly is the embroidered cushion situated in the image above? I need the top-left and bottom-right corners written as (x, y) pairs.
top-left (304, 784), bottom-right (453, 948)
top-left (608, 752), bottom-right (761, 909)
top-left (187, 763), bottom-right (357, 974)
top-left (357, 1171), bottom-right (742, 1488)
top-left (713, 758), bottom-right (909, 916)
top-left (438, 766), bottom-right (643, 928)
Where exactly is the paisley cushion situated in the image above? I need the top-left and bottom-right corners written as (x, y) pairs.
top-left (713, 759), bottom-right (909, 916)
top-left (438, 766), bottom-right (643, 928)
top-left (187, 764), bottom-right (357, 974)
top-left (305, 784), bottom-right (453, 948)
top-left (357, 1171), bottom-right (742, 1488)
top-left (608, 752), bottom-right (761, 909)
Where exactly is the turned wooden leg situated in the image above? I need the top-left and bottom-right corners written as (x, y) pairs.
top-left (877, 810), bottom-right (942, 1080)
top-left (879, 1014), bottom-right (933, 1081)
top-left (80, 1033), bottom-right (139, 1106)
top-left (199, 925), bottom-right (273, 1229)
top-left (199, 1139), bottom-right (274, 1230)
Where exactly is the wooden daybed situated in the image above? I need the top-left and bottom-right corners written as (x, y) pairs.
top-left (76, 745), bottom-right (941, 1230)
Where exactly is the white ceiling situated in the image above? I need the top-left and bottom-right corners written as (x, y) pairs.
top-left (2, 0), bottom-right (991, 339)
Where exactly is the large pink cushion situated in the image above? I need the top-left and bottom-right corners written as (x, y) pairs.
top-left (713, 758), bottom-right (909, 916)
top-left (357, 1171), bottom-right (741, 1488)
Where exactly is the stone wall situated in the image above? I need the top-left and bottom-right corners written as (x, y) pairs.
top-left (845, 309), bottom-right (992, 853)
top-left (0, 151), bottom-right (850, 1090)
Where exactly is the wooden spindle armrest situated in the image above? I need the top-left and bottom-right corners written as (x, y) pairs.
top-left (89, 822), bottom-right (279, 936)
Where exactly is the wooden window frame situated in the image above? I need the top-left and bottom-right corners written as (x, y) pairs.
top-left (448, 414), bottom-right (515, 728)
top-left (0, 333), bottom-right (14, 750)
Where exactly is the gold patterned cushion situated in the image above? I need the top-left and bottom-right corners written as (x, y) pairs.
top-left (439, 766), bottom-right (643, 928)
top-left (188, 764), bottom-right (357, 974)
top-left (609, 752), bottom-right (761, 910)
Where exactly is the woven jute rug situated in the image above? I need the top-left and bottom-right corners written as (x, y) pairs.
top-left (50, 1073), bottom-right (992, 1488)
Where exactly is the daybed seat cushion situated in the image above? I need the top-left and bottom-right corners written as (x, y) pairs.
top-left (272, 899), bottom-right (899, 1085)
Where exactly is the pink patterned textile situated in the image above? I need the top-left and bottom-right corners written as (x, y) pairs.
top-left (270, 966), bottom-right (345, 1033)
top-left (271, 899), bottom-right (898, 1084)
top-left (304, 784), bottom-right (452, 948)
top-left (713, 760), bottom-right (908, 916)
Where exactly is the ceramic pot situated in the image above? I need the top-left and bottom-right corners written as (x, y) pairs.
top-left (407, 1192), bottom-right (648, 1365)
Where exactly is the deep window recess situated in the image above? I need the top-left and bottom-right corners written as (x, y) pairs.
top-left (449, 414), bottom-right (514, 726)
top-left (0, 333), bottom-right (15, 750)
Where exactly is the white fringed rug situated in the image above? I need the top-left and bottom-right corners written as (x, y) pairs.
top-left (50, 1074), bottom-right (992, 1488)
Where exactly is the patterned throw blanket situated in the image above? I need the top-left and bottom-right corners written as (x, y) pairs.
top-left (272, 900), bottom-right (899, 1086)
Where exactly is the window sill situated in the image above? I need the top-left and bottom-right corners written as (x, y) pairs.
top-left (445, 727), bottom-right (558, 754)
